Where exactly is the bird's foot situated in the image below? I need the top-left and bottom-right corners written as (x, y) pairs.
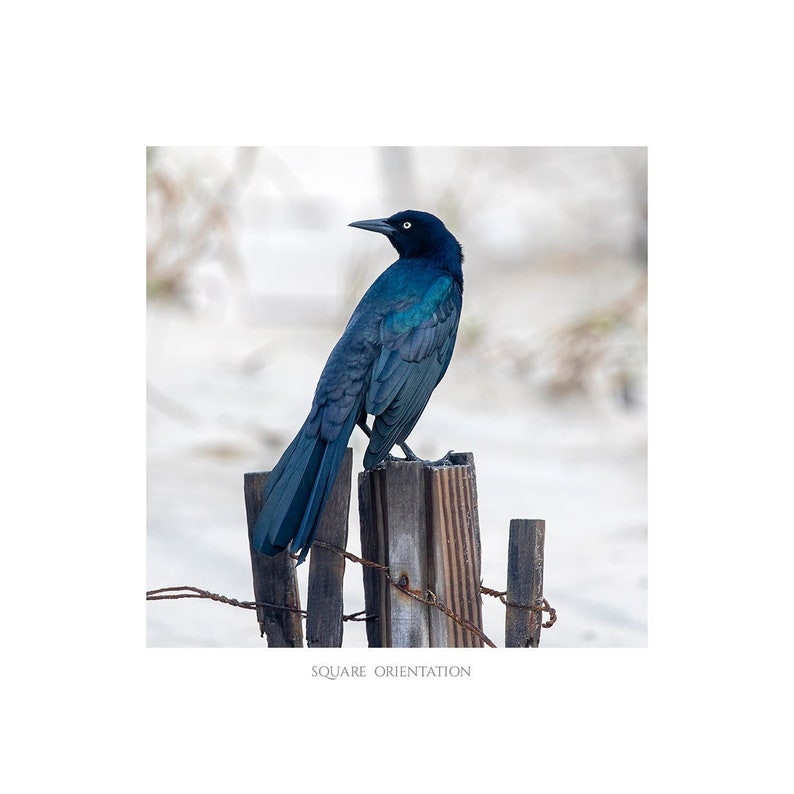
top-left (394, 444), bottom-right (457, 468)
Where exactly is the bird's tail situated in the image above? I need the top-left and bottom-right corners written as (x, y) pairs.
top-left (253, 417), bottom-right (353, 564)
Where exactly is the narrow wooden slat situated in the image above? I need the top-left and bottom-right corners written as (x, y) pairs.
top-left (426, 455), bottom-right (484, 648)
top-left (373, 468), bottom-right (391, 642)
top-left (359, 459), bottom-right (431, 647)
top-left (358, 469), bottom-right (383, 647)
top-left (426, 466), bottom-right (451, 647)
top-left (244, 472), bottom-right (304, 647)
top-left (382, 459), bottom-right (430, 647)
top-left (452, 452), bottom-right (482, 566)
top-left (505, 518), bottom-right (546, 648)
top-left (306, 448), bottom-right (353, 647)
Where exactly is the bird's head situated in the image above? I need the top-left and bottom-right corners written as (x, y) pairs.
top-left (349, 210), bottom-right (462, 264)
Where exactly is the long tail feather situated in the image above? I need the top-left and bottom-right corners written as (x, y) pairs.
top-left (253, 415), bottom-right (354, 563)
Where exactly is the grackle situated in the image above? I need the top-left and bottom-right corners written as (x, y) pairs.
top-left (253, 210), bottom-right (464, 562)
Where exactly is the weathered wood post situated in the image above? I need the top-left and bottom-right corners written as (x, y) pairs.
top-left (305, 448), bottom-right (353, 647)
top-left (244, 471), bottom-right (304, 647)
top-left (505, 518), bottom-right (546, 648)
top-left (358, 452), bottom-right (484, 648)
top-left (426, 452), bottom-right (483, 647)
top-left (245, 449), bottom-right (354, 648)
top-left (359, 459), bottom-right (430, 646)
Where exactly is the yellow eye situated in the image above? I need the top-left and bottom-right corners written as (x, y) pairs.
top-left (403, 221), bottom-right (411, 229)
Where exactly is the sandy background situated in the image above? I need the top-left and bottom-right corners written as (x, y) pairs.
top-left (146, 146), bottom-right (647, 647)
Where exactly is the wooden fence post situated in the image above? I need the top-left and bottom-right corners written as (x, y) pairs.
top-left (358, 452), bottom-right (484, 648)
top-left (244, 472), bottom-right (304, 647)
top-left (426, 452), bottom-right (483, 647)
top-left (305, 448), bottom-right (353, 647)
top-left (505, 518), bottom-right (546, 648)
top-left (244, 451), bottom-right (547, 650)
top-left (359, 459), bottom-right (430, 647)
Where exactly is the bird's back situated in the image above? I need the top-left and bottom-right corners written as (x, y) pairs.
top-left (360, 259), bottom-right (462, 468)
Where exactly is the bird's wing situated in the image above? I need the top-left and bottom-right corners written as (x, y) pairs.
top-left (364, 275), bottom-right (461, 467)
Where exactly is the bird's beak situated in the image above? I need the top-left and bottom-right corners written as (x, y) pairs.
top-left (349, 217), bottom-right (395, 236)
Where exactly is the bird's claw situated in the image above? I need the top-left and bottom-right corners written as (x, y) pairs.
top-left (386, 448), bottom-right (457, 467)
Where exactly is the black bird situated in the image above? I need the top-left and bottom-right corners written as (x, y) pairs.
top-left (253, 210), bottom-right (463, 562)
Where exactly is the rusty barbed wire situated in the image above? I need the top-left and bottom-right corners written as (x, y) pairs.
top-left (145, 586), bottom-right (374, 622)
top-left (146, 585), bottom-right (300, 614)
top-left (480, 585), bottom-right (558, 628)
top-left (147, 543), bottom-right (556, 645)
top-left (310, 541), bottom-right (497, 647)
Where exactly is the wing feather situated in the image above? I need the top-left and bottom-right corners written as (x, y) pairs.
top-left (363, 275), bottom-right (461, 468)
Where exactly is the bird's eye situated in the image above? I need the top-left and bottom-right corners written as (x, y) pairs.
top-left (403, 221), bottom-right (411, 229)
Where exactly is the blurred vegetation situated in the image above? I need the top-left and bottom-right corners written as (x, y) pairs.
top-left (146, 146), bottom-right (257, 309)
top-left (545, 275), bottom-right (647, 407)
top-left (147, 146), bottom-right (647, 410)
top-left (377, 147), bottom-right (648, 409)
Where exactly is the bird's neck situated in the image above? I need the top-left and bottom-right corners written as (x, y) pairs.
top-left (420, 237), bottom-right (464, 288)
top-left (442, 239), bottom-right (464, 289)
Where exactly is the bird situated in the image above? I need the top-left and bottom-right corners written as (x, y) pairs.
top-left (253, 209), bottom-right (464, 563)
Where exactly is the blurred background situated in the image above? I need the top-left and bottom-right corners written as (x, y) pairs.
top-left (146, 146), bottom-right (647, 647)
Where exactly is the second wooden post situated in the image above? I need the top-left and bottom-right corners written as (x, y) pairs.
top-left (358, 452), bottom-right (484, 648)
